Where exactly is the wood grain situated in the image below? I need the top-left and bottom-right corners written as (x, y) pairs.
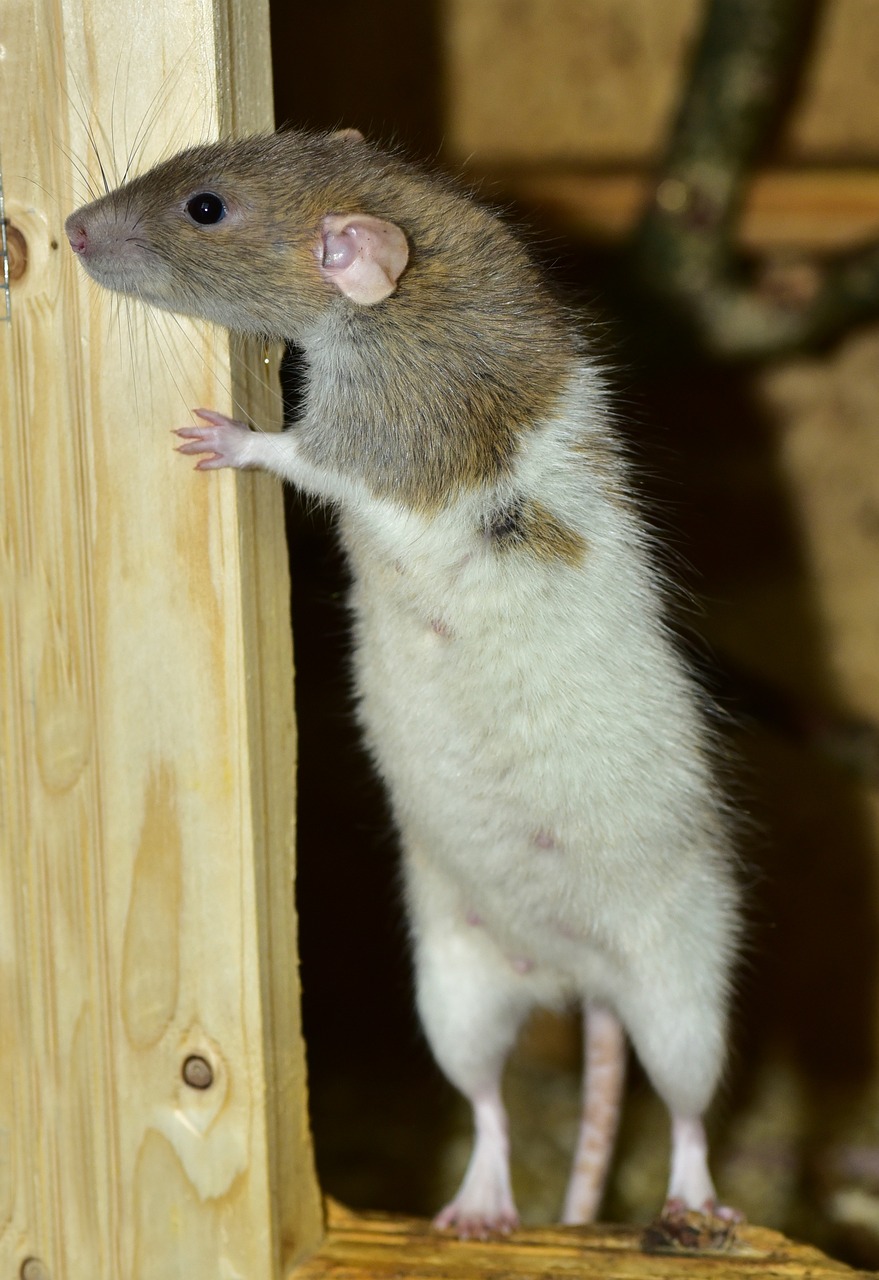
top-left (0, 0), bottom-right (322, 1277)
top-left (288, 1200), bottom-right (872, 1280)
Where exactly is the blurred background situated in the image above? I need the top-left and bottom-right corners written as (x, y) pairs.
top-left (269, 1), bottom-right (879, 1265)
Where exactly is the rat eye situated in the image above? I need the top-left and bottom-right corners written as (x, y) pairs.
top-left (185, 192), bottom-right (227, 225)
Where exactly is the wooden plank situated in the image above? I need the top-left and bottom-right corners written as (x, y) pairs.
top-left (472, 168), bottom-right (879, 251)
top-left (289, 1201), bottom-right (871, 1280)
top-left (0, 0), bottom-right (322, 1277)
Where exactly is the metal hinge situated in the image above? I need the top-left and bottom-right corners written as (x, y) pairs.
top-left (0, 145), bottom-right (11, 323)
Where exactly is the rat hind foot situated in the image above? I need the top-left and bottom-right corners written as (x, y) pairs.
top-left (639, 1114), bottom-right (742, 1251)
top-left (433, 1194), bottom-right (519, 1241)
top-left (432, 1092), bottom-right (521, 1240)
top-left (641, 1202), bottom-right (742, 1253)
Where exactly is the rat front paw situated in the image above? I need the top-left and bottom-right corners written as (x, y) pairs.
top-left (175, 408), bottom-right (255, 470)
top-left (640, 1200), bottom-right (743, 1253)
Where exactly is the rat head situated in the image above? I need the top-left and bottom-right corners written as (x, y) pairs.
top-left (65, 130), bottom-right (410, 338)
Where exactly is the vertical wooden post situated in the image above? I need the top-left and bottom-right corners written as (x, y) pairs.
top-left (1, 0), bottom-right (323, 1277)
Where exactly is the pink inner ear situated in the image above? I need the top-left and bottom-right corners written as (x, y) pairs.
top-left (319, 214), bottom-right (409, 306)
top-left (322, 227), bottom-right (360, 271)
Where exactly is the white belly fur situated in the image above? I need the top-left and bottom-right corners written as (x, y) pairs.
top-left (338, 370), bottom-right (738, 1031)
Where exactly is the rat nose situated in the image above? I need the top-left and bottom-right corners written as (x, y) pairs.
top-left (65, 218), bottom-right (88, 255)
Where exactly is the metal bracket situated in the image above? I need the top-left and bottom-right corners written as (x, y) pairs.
top-left (0, 145), bottom-right (11, 323)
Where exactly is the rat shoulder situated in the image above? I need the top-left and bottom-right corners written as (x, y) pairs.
top-left (339, 358), bottom-right (643, 577)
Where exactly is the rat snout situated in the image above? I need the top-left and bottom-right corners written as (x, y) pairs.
top-left (65, 192), bottom-right (183, 309)
top-left (64, 203), bottom-right (136, 264)
top-left (64, 200), bottom-right (158, 296)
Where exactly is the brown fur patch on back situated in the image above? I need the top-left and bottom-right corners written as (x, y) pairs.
top-left (485, 497), bottom-right (586, 567)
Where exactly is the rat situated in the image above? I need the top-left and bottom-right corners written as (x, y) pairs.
top-left (65, 127), bottom-right (742, 1242)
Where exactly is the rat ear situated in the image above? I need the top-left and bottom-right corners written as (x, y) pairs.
top-left (331, 127), bottom-right (365, 143)
top-left (318, 214), bottom-right (409, 305)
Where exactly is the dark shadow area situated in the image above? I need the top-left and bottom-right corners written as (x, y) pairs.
top-left (284, 490), bottom-right (451, 1214)
top-left (270, 0), bottom-right (443, 157)
top-left (271, 1), bottom-right (879, 1262)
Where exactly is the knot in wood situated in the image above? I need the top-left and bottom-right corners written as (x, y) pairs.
top-left (182, 1054), bottom-right (214, 1089)
top-left (21, 1258), bottom-right (50, 1280)
top-left (4, 222), bottom-right (27, 282)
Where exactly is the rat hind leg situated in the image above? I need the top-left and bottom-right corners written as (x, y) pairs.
top-left (408, 881), bottom-right (537, 1237)
top-left (614, 937), bottom-right (737, 1222)
top-left (561, 1001), bottom-right (627, 1224)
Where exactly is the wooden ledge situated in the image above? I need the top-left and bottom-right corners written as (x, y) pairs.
top-left (289, 1200), bottom-right (871, 1279)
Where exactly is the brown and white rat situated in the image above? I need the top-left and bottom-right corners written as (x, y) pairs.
top-left (65, 128), bottom-right (741, 1239)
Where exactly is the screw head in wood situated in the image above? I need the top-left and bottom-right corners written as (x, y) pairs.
top-left (182, 1054), bottom-right (214, 1089)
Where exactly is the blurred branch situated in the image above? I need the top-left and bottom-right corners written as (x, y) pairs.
top-left (631, 0), bottom-right (879, 359)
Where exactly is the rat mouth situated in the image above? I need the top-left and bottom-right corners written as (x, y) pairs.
top-left (73, 253), bottom-right (175, 309)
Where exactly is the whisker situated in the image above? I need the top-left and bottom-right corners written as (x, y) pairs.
top-left (111, 301), bottom-right (294, 471)
top-left (47, 114), bottom-right (96, 201)
top-left (123, 58), bottom-right (178, 178)
top-left (142, 309), bottom-right (199, 412)
top-left (109, 53), bottom-right (127, 187)
top-left (165, 308), bottom-right (288, 425)
top-left (124, 41), bottom-right (206, 178)
top-left (64, 64), bottom-right (115, 193)
top-left (19, 175), bottom-right (67, 211)
top-left (53, 123), bottom-right (102, 204)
